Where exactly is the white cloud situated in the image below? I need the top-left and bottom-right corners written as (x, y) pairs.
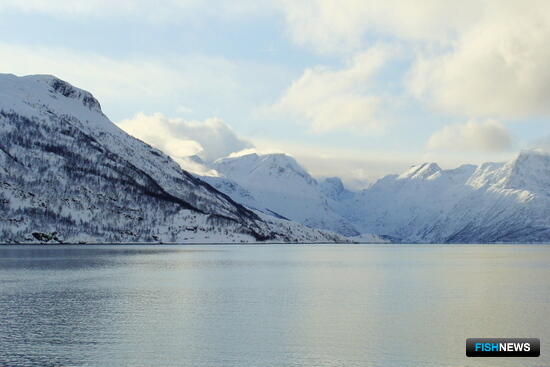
top-left (277, 0), bottom-right (481, 54)
top-left (9, 1), bottom-right (550, 123)
top-left (116, 112), bottom-right (252, 165)
top-left (409, 2), bottom-right (550, 119)
top-left (0, 42), bottom-right (291, 122)
top-left (227, 147), bottom-right (286, 159)
top-left (0, 43), bottom-right (180, 104)
top-left (175, 156), bottom-right (220, 177)
top-left (531, 135), bottom-right (550, 152)
top-left (278, 1), bottom-right (550, 121)
top-left (426, 120), bottom-right (514, 153)
top-left (272, 45), bottom-right (394, 133)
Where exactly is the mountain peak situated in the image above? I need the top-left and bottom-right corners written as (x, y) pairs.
top-left (399, 162), bottom-right (442, 180)
top-left (502, 149), bottom-right (550, 192)
top-left (47, 77), bottom-right (102, 111)
top-left (186, 154), bottom-right (206, 165)
top-left (322, 176), bottom-right (344, 188)
top-left (0, 74), bottom-right (102, 113)
top-left (214, 152), bottom-right (316, 185)
top-left (319, 177), bottom-right (354, 200)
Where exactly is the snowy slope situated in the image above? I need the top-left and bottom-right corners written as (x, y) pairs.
top-left (205, 153), bottom-right (362, 236)
top-left (440, 150), bottom-right (550, 243)
top-left (350, 152), bottom-right (550, 243)
top-left (0, 74), bottom-right (349, 243)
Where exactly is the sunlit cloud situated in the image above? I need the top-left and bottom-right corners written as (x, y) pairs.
top-left (279, 0), bottom-right (550, 122)
top-left (409, 3), bottom-right (550, 119)
top-left (271, 45), bottom-right (395, 133)
top-left (276, 0), bottom-right (481, 54)
top-left (117, 112), bottom-right (252, 164)
top-left (427, 120), bottom-right (515, 153)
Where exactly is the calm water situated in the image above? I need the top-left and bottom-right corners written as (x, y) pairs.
top-left (0, 244), bottom-right (549, 367)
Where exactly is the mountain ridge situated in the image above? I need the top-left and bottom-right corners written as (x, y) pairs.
top-left (199, 149), bottom-right (550, 243)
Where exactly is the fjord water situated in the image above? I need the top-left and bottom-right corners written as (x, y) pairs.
top-left (0, 245), bottom-right (548, 367)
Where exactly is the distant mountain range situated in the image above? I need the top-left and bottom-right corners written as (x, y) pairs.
top-left (201, 149), bottom-right (550, 243)
top-left (1, 74), bottom-right (548, 243)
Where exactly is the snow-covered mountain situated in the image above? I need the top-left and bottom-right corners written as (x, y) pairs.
top-left (198, 150), bottom-right (550, 243)
top-left (348, 152), bottom-right (550, 242)
top-left (203, 153), bottom-right (362, 236)
top-left (0, 74), bottom-right (348, 244)
top-left (3, 73), bottom-right (546, 244)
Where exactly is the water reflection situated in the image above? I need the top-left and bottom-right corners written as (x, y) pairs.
top-left (0, 245), bottom-right (212, 271)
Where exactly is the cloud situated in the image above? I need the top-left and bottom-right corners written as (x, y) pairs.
top-left (0, 43), bottom-right (180, 104)
top-left (0, 42), bottom-right (291, 122)
top-left (409, 3), bottom-right (550, 119)
top-left (272, 45), bottom-right (394, 133)
top-left (116, 114), bottom-right (434, 183)
top-left (278, 1), bottom-right (550, 121)
top-left (426, 120), bottom-right (514, 153)
top-left (9, 1), bottom-right (550, 124)
top-left (250, 138), bottom-right (424, 183)
top-left (530, 135), bottom-right (550, 152)
top-left (175, 156), bottom-right (220, 177)
top-left (227, 147), bottom-right (286, 159)
top-left (116, 112), bottom-right (252, 165)
top-left (276, 0), bottom-right (481, 54)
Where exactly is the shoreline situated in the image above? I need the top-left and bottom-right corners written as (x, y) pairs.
top-left (1, 241), bottom-right (549, 246)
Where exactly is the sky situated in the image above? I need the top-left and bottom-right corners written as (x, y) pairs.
top-left (1, 0), bottom-right (549, 186)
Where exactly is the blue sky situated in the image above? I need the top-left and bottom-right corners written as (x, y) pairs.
top-left (1, 0), bottom-right (549, 184)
